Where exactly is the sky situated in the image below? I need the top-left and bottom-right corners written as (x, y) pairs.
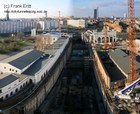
top-left (0, 0), bottom-right (140, 19)
top-left (71, 0), bottom-right (140, 17)
top-left (0, 0), bottom-right (71, 18)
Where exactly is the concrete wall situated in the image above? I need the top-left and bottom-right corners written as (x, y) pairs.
top-left (94, 50), bottom-right (111, 88)
top-left (93, 55), bottom-right (113, 114)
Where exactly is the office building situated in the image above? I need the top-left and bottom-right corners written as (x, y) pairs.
top-left (94, 7), bottom-right (98, 19)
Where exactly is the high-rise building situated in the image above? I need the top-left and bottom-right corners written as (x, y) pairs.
top-left (94, 7), bottom-right (98, 19)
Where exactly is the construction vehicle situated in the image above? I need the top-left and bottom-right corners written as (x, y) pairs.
top-left (114, 77), bottom-right (140, 101)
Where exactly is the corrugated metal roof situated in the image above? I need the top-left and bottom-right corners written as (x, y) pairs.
top-left (44, 38), bottom-right (67, 55)
top-left (23, 55), bottom-right (49, 75)
top-left (104, 63), bottom-right (126, 82)
top-left (9, 50), bottom-right (43, 69)
top-left (1, 49), bottom-right (33, 63)
top-left (109, 49), bottom-right (140, 75)
top-left (0, 74), bottom-right (18, 88)
top-left (23, 38), bottom-right (68, 76)
top-left (98, 51), bottom-right (126, 82)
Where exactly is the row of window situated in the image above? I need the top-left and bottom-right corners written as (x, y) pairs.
top-left (3, 67), bottom-right (18, 73)
top-left (0, 81), bottom-right (30, 100)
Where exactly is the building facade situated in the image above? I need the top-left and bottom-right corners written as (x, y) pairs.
top-left (67, 19), bottom-right (86, 28)
top-left (0, 19), bottom-right (59, 34)
top-left (82, 30), bottom-right (117, 46)
top-left (0, 74), bottom-right (30, 100)
top-left (0, 20), bottom-right (36, 33)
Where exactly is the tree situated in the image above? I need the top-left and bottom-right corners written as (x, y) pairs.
top-left (17, 32), bottom-right (24, 40)
top-left (36, 23), bottom-right (42, 31)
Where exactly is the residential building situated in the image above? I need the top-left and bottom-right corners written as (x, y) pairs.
top-left (0, 19), bottom-right (59, 34)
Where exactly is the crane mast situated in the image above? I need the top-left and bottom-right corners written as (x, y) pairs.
top-left (128, 0), bottom-right (136, 84)
top-left (103, 17), bottom-right (122, 48)
top-left (104, 17), bottom-right (108, 49)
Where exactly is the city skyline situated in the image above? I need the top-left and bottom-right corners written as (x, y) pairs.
top-left (71, 0), bottom-right (140, 17)
top-left (0, 0), bottom-right (140, 19)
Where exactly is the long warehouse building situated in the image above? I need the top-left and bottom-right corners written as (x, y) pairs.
top-left (0, 36), bottom-right (72, 114)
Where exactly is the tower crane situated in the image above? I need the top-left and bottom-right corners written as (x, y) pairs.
top-left (114, 0), bottom-right (138, 100)
top-left (104, 17), bottom-right (108, 49)
top-left (128, 0), bottom-right (136, 84)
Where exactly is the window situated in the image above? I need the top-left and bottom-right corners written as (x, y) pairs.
top-left (10, 92), bottom-right (13, 96)
top-left (20, 85), bottom-right (22, 89)
top-left (0, 89), bottom-right (2, 93)
top-left (29, 79), bottom-right (33, 84)
top-left (0, 97), bottom-right (3, 101)
top-left (23, 83), bottom-right (25, 87)
top-left (6, 94), bottom-right (9, 98)
top-left (4, 67), bottom-right (6, 69)
top-left (10, 69), bottom-right (11, 71)
top-left (16, 70), bottom-right (18, 73)
top-left (15, 88), bottom-right (18, 92)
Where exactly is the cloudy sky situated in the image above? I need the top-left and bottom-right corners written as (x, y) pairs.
top-left (0, 0), bottom-right (140, 18)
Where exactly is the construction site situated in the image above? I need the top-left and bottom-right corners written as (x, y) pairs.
top-left (17, 1), bottom-right (140, 113)
top-left (1, 0), bottom-right (140, 114)
top-left (35, 37), bottom-right (107, 114)
top-left (82, 0), bottom-right (140, 113)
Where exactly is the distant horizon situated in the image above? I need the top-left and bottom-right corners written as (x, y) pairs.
top-left (1, 16), bottom-right (140, 20)
top-left (0, 16), bottom-right (137, 19)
